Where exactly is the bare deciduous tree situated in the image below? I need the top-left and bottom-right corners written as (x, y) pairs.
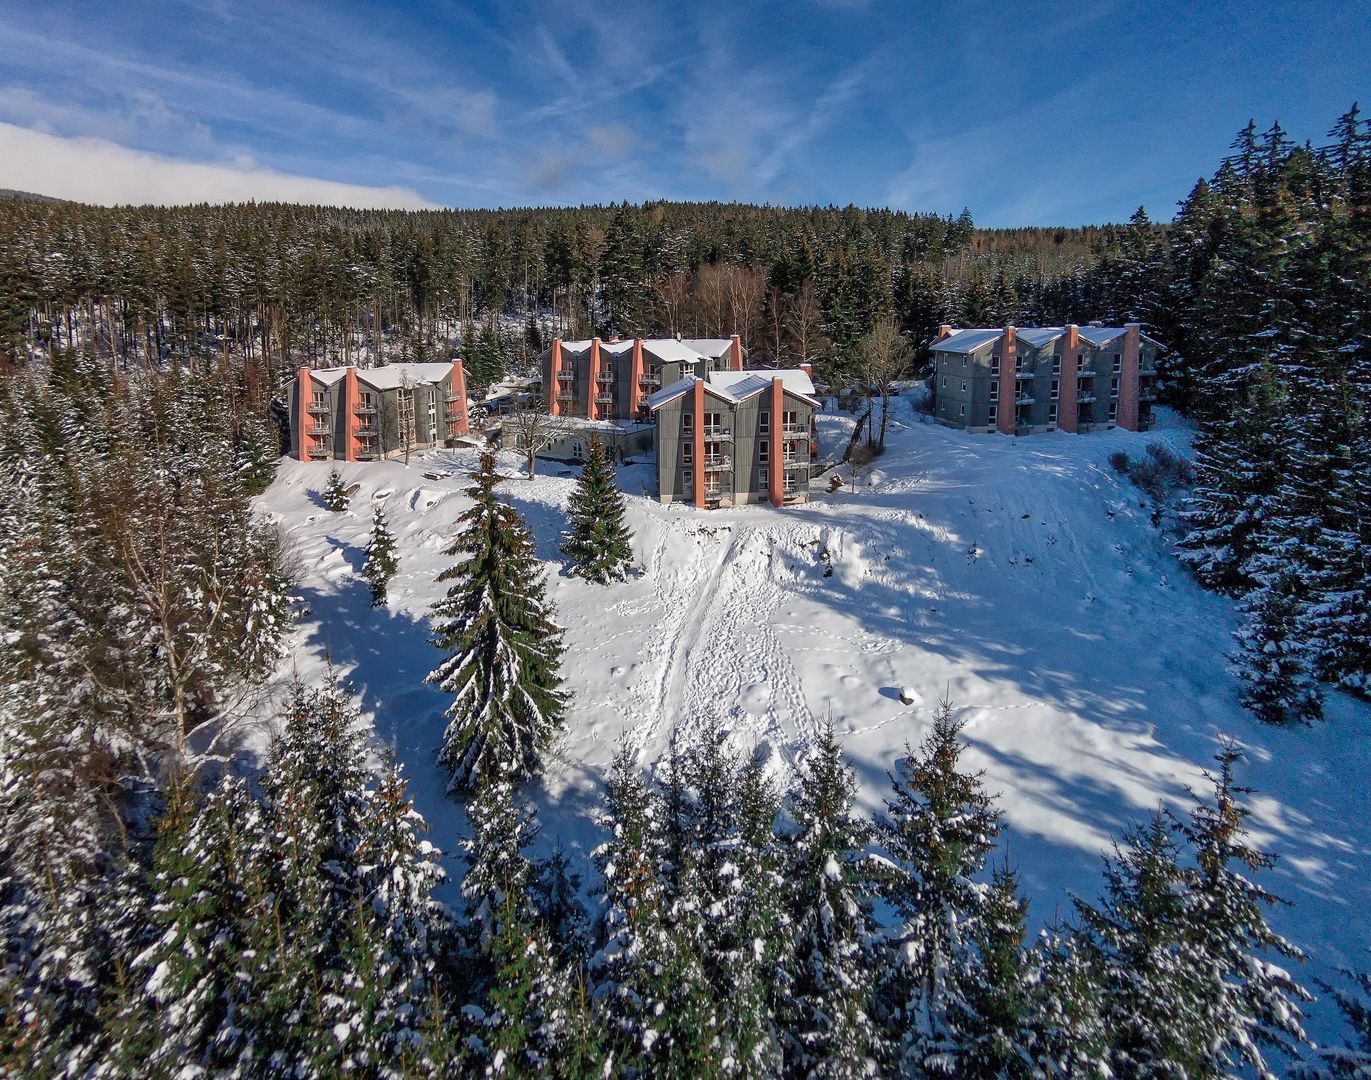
top-left (504, 398), bottom-right (578, 480)
top-left (857, 316), bottom-right (912, 450)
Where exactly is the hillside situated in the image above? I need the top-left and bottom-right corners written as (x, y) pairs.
top-left (256, 397), bottom-right (1371, 1045)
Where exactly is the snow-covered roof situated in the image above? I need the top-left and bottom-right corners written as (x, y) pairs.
top-left (1016, 327), bottom-right (1066, 349)
top-left (307, 368), bottom-right (348, 387)
top-left (931, 329), bottom-right (1003, 354)
top-left (643, 339), bottom-right (711, 365)
top-left (707, 368), bottom-right (817, 403)
top-left (598, 339), bottom-right (637, 355)
top-left (1077, 326), bottom-right (1129, 349)
top-left (357, 362), bottom-right (455, 390)
top-left (681, 338), bottom-right (737, 357)
top-left (644, 376), bottom-right (698, 410)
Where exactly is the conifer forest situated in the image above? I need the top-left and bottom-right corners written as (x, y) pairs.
top-left (0, 104), bottom-right (1369, 1078)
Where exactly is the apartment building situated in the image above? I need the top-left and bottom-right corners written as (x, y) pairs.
top-left (931, 324), bottom-right (1159, 434)
top-left (540, 335), bottom-right (745, 422)
top-left (645, 369), bottom-right (818, 508)
top-left (290, 361), bottom-right (470, 461)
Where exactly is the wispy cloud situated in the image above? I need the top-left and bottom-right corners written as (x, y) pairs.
top-left (0, 122), bottom-right (439, 208)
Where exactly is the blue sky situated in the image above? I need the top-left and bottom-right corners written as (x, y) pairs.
top-left (0, 0), bottom-right (1365, 224)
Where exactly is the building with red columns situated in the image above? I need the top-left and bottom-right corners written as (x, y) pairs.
top-left (289, 361), bottom-right (470, 461)
top-left (930, 324), bottom-right (1160, 434)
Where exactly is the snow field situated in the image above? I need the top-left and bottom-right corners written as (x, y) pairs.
top-left (255, 397), bottom-right (1370, 1045)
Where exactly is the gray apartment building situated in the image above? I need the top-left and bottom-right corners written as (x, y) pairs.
top-left (644, 369), bottom-right (818, 508)
top-left (930, 324), bottom-right (1159, 434)
top-left (290, 361), bottom-right (470, 461)
top-left (539, 336), bottom-right (745, 422)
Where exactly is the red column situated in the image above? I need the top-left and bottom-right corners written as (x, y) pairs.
top-left (996, 328), bottom-right (1017, 435)
top-left (548, 338), bottom-right (563, 415)
top-left (1118, 324), bottom-right (1142, 430)
top-left (587, 337), bottom-right (602, 420)
top-left (693, 380), bottom-right (706, 509)
top-left (342, 367), bottom-right (359, 461)
top-left (769, 378), bottom-right (784, 507)
top-left (295, 366), bottom-right (311, 459)
top-left (451, 360), bottom-right (469, 435)
top-left (730, 334), bottom-right (744, 371)
top-left (631, 338), bottom-right (645, 419)
top-left (1057, 324), bottom-right (1080, 434)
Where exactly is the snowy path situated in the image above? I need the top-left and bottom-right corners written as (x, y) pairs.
top-left (255, 401), bottom-right (1371, 1046)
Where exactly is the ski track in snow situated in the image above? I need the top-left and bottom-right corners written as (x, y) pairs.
top-left (254, 401), bottom-right (1371, 1046)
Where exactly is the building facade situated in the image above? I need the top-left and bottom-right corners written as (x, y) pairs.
top-left (645, 369), bottom-right (818, 508)
top-left (290, 361), bottom-right (470, 461)
top-left (931, 324), bottom-right (1159, 434)
top-left (540, 336), bottom-right (745, 422)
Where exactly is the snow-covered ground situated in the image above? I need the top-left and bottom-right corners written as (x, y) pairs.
top-left (255, 397), bottom-right (1370, 1045)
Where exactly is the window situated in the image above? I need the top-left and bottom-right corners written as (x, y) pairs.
top-left (1049, 403), bottom-right (1058, 424)
top-left (1050, 379), bottom-right (1059, 400)
top-left (682, 443), bottom-right (693, 464)
top-left (758, 411), bottom-right (770, 434)
top-left (961, 380), bottom-right (968, 393)
top-left (683, 467), bottom-right (693, 486)
top-left (1112, 353), bottom-right (1122, 373)
top-left (961, 355), bottom-right (968, 368)
top-left (571, 441), bottom-right (585, 460)
top-left (758, 467), bottom-right (768, 487)
top-left (1108, 402), bottom-right (1118, 421)
top-left (988, 404), bottom-right (997, 422)
top-left (783, 410), bottom-right (798, 429)
top-left (941, 376), bottom-right (947, 389)
top-left (989, 380), bottom-right (999, 401)
top-left (1053, 355), bottom-right (1062, 374)
top-left (682, 412), bottom-right (693, 433)
top-left (959, 403), bottom-right (966, 417)
top-left (1110, 377), bottom-right (1119, 397)
top-left (758, 441), bottom-right (769, 462)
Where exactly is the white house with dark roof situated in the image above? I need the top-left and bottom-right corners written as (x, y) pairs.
top-left (930, 324), bottom-right (1160, 435)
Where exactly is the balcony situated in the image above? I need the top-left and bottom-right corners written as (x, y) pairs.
top-left (557, 371), bottom-right (574, 382)
top-left (444, 392), bottom-right (460, 403)
top-left (781, 423), bottom-right (808, 437)
top-left (1015, 393), bottom-right (1035, 405)
top-left (596, 373), bottom-right (614, 385)
top-left (307, 444), bottom-right (330, 459)
top-left (1076, 368), bottom-right (1096, 378)
top-left (595, 393), bottom-right (614, 405)
top-left (356, 450), bottom-right (378, 461)
top-left (702, 425), bottom-right (732, 441)
top-left (638, 374), bottom-right (661, 388)
top-left (556, 391), bottom-right (574, 403)
top-left (1140, 365), bottom-right (1158, 376)
top-left (356, 425), bottom-right (377, 437)
top-left (1077, 393), bottom-right (1096, 404)
top-left (703, 457), bottom-right (732, 473)
top-left (355, 403), bottom-right (377, 415)
top-left (704, 490), bottom-right (727, 506)
top-left (1140, 387), bottom-right (1157, 402)
top-left (1015, 369), bottom-right (1035, 381)
top-left (307, 402), bottom-right (330, 415)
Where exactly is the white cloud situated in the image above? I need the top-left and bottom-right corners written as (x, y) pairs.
top-left (0, 122), bottom-right (440, 209)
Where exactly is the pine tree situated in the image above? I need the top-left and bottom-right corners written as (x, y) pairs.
top-left (427, 451), bottom-right (567, 792)
top-left (783, 717), bottom-right (884, 1077)
top-left (362, 504), bottom-right (399, 607)
top-left (235, 410), bottom-right (280, 496)
top-left (561, 436), bottom-right (635, 585)
top-left (323, 466), bottom-right (350, 511)
top-left (1233, 562), bottom-right (1325, 724)
top-left (878, 696), bottom-right (1004, 1075)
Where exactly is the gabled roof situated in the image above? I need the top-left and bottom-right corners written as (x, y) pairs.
top-left (643, 376), bottom-right (699, 410)
top-left (682, 338), bottom-right (737, 357)
top-left (1077, 326), bottom-right (1129, 349)
top-left (643, 339), bottom-right (710, 364)
top-left (707, 368), bottom-right (817, 404)
top-left (356, 362), bottom-right (455, 390)
top-left (1016, 327), bottom-right (1066, 349)
top-left (307, 368), bottom-right (348, 387)
top-left (931, 329), bottom-right (1003, 354)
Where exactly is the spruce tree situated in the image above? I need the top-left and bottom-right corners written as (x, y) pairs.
top-left (427, 451), bottom-right (566, 792)
top-left (561, 436), bottom-right (635, 584)
top-left (878, 697), bottom-right (1007, 1075)
top-left (235, 411), bottom-right (280, 496)
top-left (362, 504), bottom-right (399, 607)
top-left (1233, 562), bottom-right (1325, 724)
top-left (1310, 967), bottom-right (1371, 1078)
top-left (783, 717), bottom-right (885, 1077)
top-left (323, 466), bottom-right (350, 511)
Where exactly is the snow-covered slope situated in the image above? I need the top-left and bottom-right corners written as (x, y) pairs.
top-left (255, 399), bottom-right (1370, 1043)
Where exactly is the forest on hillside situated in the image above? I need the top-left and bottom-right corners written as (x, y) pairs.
top-left (0, 107), bottom-right (1368, 1077)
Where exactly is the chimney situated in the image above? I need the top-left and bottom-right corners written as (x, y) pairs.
top-left (799, 362), bottom-right (813, 377)
top-left (936, 324), bottom-right (953, 340)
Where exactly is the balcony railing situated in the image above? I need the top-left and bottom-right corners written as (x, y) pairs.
top-left (307, 402), bottom-right (330, 414)
top-left (595, 393), bottom-right (614, 404)
top-left (1140, 387), bottom-right (1157, 401)
top-left (307, 444), bottom-right (330, 459)
top-left (638, 374), bottom-right (661, 387)
top-left (781, 423), bottom-right (808, 437)
top-left (703, 458), bottom-right (732, 472)
top-left (702, 425), bottom-right (732, 441)
top-left (556, 391), bottom-right (574, 402)
top-left (1076, 369), bottom-right (1096, 378)
top-left (557, 371), bottom-right (574, 382)
top-left (444, 392), bottom-right (460, 403)
top-left (596, 373), bottom-right (614, 385)
top-left (356, 425), bottom-right (377, 437)
top-left (356, 450), bottom-right (378, 461)
top-left (1077, 393), bottom-right (1097, 404)
top-left (355, 403), bottom-right (377, 415)
top-left (1015, 394), bottom-right (1035, 405)
top-left (1015, 370), bottom-right (1035, 380)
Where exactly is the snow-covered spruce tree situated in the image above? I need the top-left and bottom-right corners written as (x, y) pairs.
top-left (1303, 966), bottom-right (1371, 1078)
top-left (532, 841), bottom-right (591, 960)
top-left (1068, 812), bottom-right (1212, 1078)
top-left (1176, 362), bottom-right (1293, 593)
top-left (362, 504), bottom-right (399, 607)
top-left (235, 409), bottom-right (280, 496)
top-left (1027, 926), bottom-right (1111, 1076)
top-left (877, 696), bottom-right (1003, 1075)
top-left (591, 743), bottom-right (721, 1075)
top-left (783, 717), bottom-right (885, 1077)
top-left (427, 451), bottom-right (567, 792)
top-left (1233, 561), bottom-right (1325, 725)
top-left (1174, 742), bottom-right (1311, 1078)
top-left (323, 466), bottom-right (350, 511)
top-left (561, 435), bottom-right (634, 584)
top-left (460, 776), bottom-right (537, 957)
